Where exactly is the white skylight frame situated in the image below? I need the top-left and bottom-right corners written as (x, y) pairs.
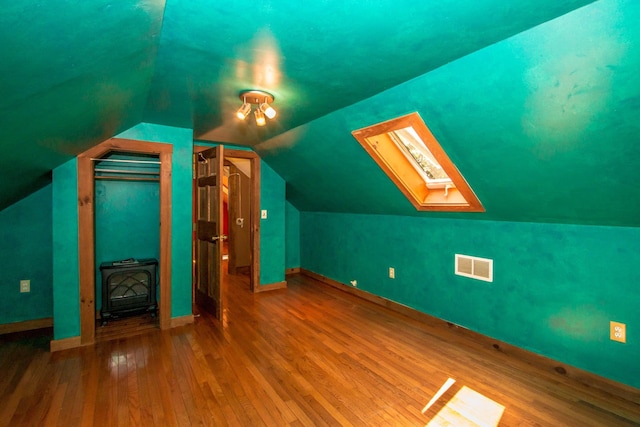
top-left (389, 127), bottom-right (454, 190)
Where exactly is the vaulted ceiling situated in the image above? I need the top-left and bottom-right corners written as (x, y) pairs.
top-left (2, 0), bottom-right (639, 226)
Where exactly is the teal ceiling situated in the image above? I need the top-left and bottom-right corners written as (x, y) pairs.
top-left (257, 0), bottom-right (640, 226)
top-left (0, 1), bottom-right (164, 208)
top-left (3, 0), bottom-right (640, 227)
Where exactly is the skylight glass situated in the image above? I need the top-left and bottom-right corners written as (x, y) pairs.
top-left (390, 127), bottom-right (452, 187)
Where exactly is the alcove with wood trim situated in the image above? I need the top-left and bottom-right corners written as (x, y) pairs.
top-left (77, 138), bottom-right (173, 346)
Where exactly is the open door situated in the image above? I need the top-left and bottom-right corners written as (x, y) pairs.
top-left (195, 145), bottom-right (225, 319)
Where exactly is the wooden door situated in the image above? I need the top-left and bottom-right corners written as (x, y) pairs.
top-left (195, 145), bottom-right (225, 319)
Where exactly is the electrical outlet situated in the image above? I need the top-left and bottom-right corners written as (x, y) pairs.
top-left (20, 279), bottom-right (30, 293)
top-left (610, 321), bottom-right (626, 343)
top-left (389, 267), bottom-right (395, 279)
top-left (261, 209), bottom-right (268, 219)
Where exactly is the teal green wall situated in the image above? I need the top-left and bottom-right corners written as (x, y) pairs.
top-left (259, 161), bottom-right (286, 285)
top-left (52, 159), bottom-right (80, 339)
top-left (0, 185), bottom-right (53, 325)
top-left (95, 180), bottom-right (160, 309)
top-left (301, 212), bottom-right (640, 388)
top-left (117, 123), bottom-right (193, 317)
top-left (285, 200), bottom-right (300, 270)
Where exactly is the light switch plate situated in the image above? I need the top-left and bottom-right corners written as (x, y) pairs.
top-left (261, 209), bottom-right (268, 219)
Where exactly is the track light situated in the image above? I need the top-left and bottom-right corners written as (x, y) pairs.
top-left (254, 108), bottom-right (266, 126)
top-left (236, 99), bottom-right (251, 120)
top-left (260, 100), bottom-right (276, 119)
top-left (236, 90), bottom-right (276, 126)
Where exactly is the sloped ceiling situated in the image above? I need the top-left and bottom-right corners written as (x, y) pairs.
top-left (0, 1), bottom-right (165, 209)
top-left (257, 0), bottom-right (640, 227)
top-left (3, 0), bottom-right (640, 227)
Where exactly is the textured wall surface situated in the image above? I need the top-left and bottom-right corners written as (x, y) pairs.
top-left (52, 159), bottom-right (80, 339)
top-left (259, 162), bottom-right (286, 285)
top-left (285, 201), bottom-right (301, 270)
top-left (301, 212), bottom-right (640, 388)
top-left (0, 185), bottom-right (53, 325)
top-left (95, 179), bottom-right (160, 309)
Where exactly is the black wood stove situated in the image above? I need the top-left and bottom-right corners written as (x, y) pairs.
top-left (100, 258), bottom-right (158, 325)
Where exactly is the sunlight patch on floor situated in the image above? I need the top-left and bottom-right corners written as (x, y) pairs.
top-left (423, 380), bottom-right (505, 427)
top-left (422, 377), bottom-right (456, 413)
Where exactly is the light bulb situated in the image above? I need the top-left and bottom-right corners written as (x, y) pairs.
top-left (254, 109), bottom-right (266, 126)
top-left (236, 102), bottom-right (251, 120)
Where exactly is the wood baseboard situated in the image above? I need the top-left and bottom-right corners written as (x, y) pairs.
top-left (50, 336), bottom-right (82, 352)
top-left (255, 280), bottom-right (287, 292)
top-left (0, 317), bottom-right (53, 336)
top-left (299, 269), bottom-right (640, 402)
top-left (170, 314), bottom-right (194, 328)
top-left (285, 267), bottom-right (301, 275)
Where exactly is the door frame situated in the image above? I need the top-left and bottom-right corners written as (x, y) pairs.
top-left (77, 138), bottom-right (174, 346)
top-left (194, 146), bottom-right (260, 292)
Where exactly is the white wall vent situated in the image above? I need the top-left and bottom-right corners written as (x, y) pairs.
top-left (455, 254), bottom-right (493, 282)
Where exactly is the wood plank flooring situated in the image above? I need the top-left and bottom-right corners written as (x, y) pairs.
top-left (1, 272), bottom-right (638, 426)
top-left (95, 312), bottom-right (159, 343)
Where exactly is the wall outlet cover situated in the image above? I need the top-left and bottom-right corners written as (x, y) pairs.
top-left (610, 321), bottom-right (626, 343)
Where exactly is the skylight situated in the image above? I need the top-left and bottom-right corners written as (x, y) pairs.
top-left (352, 112), bottom-right (484, 212)
top-left (390, 127), bottom-right (451, 187)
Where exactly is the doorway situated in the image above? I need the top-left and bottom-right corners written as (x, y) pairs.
top-left (193, 145), bottom-right (260, 321)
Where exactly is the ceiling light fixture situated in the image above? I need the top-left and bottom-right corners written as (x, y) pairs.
top-left (236, 97), bottom-right (251, 120)
top-left (236, 90), bottom-right (276, 126)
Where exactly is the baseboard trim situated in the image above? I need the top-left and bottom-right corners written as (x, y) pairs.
top-left (300, 269), bottom-right (640, 402)
top-left (255, 280), bottom-right (287, 292)
top-left (285, 267), bottom-right (301, 275)
top-left (0, 317), bottom-right (53, 335)
top-left (50, 336), bottom-right (82, 352)
top-left (170, 315), bottom-right (194, 328)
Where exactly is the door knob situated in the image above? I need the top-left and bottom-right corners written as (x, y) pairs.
top-left (210, 234), bottom-right (228, 242)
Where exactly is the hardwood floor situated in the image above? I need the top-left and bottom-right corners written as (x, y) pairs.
top-left (1, 272), bottom-right (638, 426)
top-left (95, 312), bottom-right (159, 343)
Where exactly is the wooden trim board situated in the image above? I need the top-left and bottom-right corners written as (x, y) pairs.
top-left (255, 281), bottom-right (287, 292)
top-left (159, 150), bottom-right (173, 330)
top-left (170, 315), bottom-right (195, 328)
top-left (50, 336), bottom-right (83, 352)
top-left (299, 268), bottom-right (640, 402)
top-left (0, 318), bottom-right (53, 335)
top-left (285, 267), bottom-right (301, 275)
